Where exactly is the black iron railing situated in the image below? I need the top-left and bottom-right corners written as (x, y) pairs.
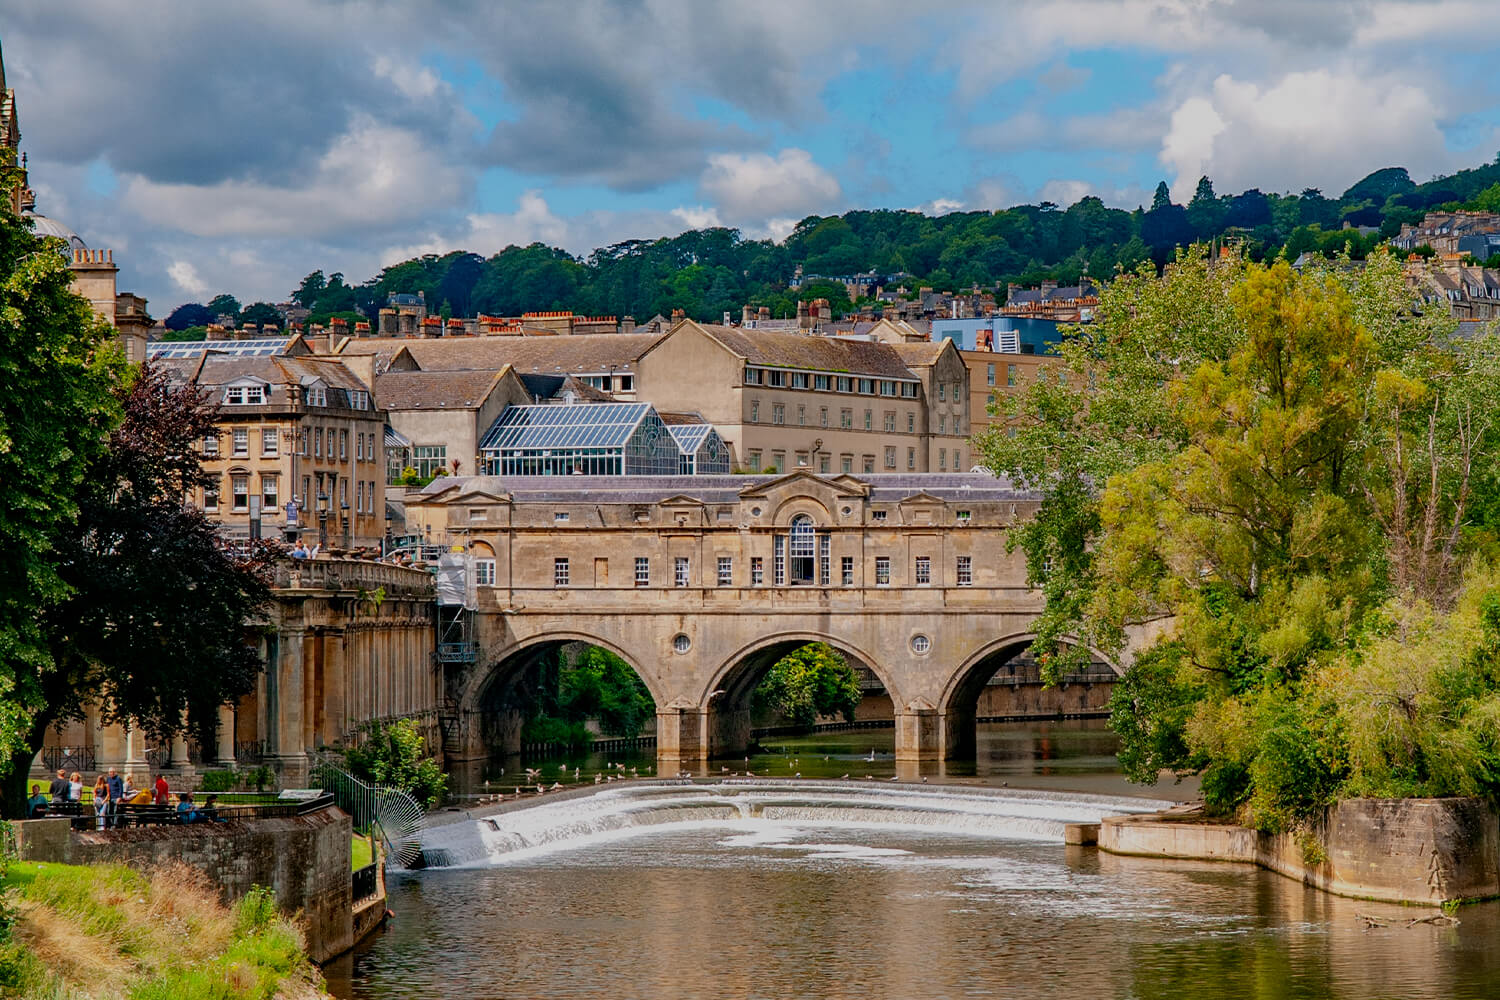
top-left (751, 719), bottom-right (895, 739)
top-left (57, 793), bottom-right (335, 831)
top-left (352, 864), bottom-right (379, 901)
top-left (41, 746), bottom-right (95, 772)
top-left (521, 735), bottom-right (657, 759)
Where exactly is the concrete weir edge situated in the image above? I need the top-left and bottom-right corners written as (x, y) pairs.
top-left (1097, 797), bottom-right (1500, 906)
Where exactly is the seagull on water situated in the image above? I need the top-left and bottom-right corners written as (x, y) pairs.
top-left (864, 749), bottom-right (876, 762)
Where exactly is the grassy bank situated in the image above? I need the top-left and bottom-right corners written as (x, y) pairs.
top-left (0, 860), bottom-right (325, 999)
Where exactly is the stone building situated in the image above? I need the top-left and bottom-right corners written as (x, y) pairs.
top-left (375, 365), bottom-right (533, 482)
top-left (159, 348), bottom-right (389, 548)
top-left (635, 320), bottom-right (971, 474)
top-left (1, 41), bottom-right (150, 361)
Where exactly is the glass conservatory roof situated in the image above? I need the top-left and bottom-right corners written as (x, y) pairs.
top-left (480, 402), bottom-right (654, 452)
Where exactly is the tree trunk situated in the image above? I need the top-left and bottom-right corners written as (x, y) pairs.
top-left (2, 716), bottom-right (57, 820)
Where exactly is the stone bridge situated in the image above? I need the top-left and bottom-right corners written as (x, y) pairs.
top-left (407, 471), bottom-right (1143, 769)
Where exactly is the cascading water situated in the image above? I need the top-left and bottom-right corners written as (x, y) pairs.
top-left (417, 780), bottom-right (1175, 867)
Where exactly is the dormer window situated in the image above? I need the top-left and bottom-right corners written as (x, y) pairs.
top-left (224, 385), bottom-right (266, 405)
top-left (349, 390), bottom-right (369, 410)
top-left (306, 386), bottom-right (327, 407)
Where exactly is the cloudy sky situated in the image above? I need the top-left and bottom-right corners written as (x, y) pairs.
top-left (5, 0), bottom-right (1498, 312)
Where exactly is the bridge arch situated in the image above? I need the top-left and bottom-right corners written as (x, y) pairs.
top-left (697, 631), bottom-right (901, 761)
top-left (938, 632), bottom-right (1121, 759)
top-left (451, 630), bottom-right (664, 763)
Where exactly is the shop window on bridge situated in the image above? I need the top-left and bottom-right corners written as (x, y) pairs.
top-left (751, 556), bottom-right (764, 585)
top-left (674, 557), bottom-right (690, 587)
top-left (554, 558), bottom-right (570, 587)
top-left (875, 556), bottom-right (890, 585)
top-left (819, 533), bottom-right (830, 585)
top-left (957, 555), bottom-right (972, 586)
top-left (916, 556), bottom-right (931, 585)
top-left (773, 535), bottom-right (785, 585)
top-left (717, 556), bottom-right (732, 587)
top-left (635, 557), bottom-right (650, 587)
top-left (841, 555), bottom-right (853, 586)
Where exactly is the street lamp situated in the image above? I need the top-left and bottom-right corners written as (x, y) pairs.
top-left (316, 485), bottom-right (329, 549)
top-left (341, 500), bottom-right (350, 549)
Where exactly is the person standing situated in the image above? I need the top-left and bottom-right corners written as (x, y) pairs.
top-left (92, 775), bottom-right (110, 830)
top-left (153, 773), bottom-right (169, 806)
top-left (68, 771), bottom-right (83, 802)
top-left (48, 768), bottom-right (68, 801)
top-left (106, 768), bottom-right (124, 828)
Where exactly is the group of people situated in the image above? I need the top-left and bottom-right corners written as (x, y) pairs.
top-left (26, 768), bottom-right (222, 827)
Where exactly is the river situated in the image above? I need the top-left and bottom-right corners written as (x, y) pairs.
top-left (326, 722), bottom-right (1500, 999)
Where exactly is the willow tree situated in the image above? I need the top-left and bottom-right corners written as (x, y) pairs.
top-left (980, 246), bottom-right (1500, 828)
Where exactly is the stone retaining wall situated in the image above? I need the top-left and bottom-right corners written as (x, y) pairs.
top-left (1100, 797), bottom-right (1500, 905)
top-left (14, 805), bottom-right (354, 962)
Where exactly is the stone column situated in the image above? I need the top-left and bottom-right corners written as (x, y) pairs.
top-left (123, 725), bottom-right (148, 786)
top-left (93, 720), bottom-right (123, 774)
top-left (270, 625), bottom-right (309, 785)
top-left (216, 704), bottom-right (237, 768)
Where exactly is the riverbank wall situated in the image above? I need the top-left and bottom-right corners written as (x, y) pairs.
top-left (1099, 798), bottom-right (1500, 905)
top-left (13, 804), bottom-right (355, 962)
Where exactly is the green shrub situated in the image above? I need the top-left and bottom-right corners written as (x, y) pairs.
top-left (200, 770), bottom-right (236, 793)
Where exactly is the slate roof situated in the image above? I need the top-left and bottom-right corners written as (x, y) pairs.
top-left (337, 332), bottom-right (665, 375)
top-left (163, 354), bottom-right (373, 394)
top-left (421, 471), bottom-right (1032, 504)
top-left (889, 341), bottom-right (950, 365)
top-left (375, 368), bottom-right (506, 410)
top-left (687, 323), bottom-right (919, 380)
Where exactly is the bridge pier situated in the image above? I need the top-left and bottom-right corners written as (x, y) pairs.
top-left (894, 706), bottom-right (943, 763)
top-left (656, 706), bottom-right (708, 769)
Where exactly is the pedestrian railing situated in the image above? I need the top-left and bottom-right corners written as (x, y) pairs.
top-left (310, 761), bottom-right (425, 870)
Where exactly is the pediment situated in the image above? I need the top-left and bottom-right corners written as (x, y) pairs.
top-left (739, 468), bottom-right (856, 499)
top-left (223, 374), bottom-right (271, 388)
top-left (659, 494), bottom-right (706, 507)
top-left (898, 491), bottom-right (947, 506)
top-left (446, 487), bottom-right (511, 505)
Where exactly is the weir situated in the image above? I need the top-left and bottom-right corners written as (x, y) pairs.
top-left (415, 781), bottom-right (1173, 868)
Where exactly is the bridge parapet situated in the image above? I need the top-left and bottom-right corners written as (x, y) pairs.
top-left (273, 558), bottom-right (435, 598)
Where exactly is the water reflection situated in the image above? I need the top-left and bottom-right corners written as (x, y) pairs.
top-left (327, 826), bottom-right (1500, 1000)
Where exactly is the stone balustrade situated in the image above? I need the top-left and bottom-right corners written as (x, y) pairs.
top-left (273, 557), bottom-right (435, 597)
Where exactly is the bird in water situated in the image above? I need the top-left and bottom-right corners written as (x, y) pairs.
top-left (525, 768), bottom-right (542, 783)
top-left (794, 772), bottom-right (801, 778)
top-left (550, 782), bottom-right (562, 791)
top-left (922, 777), bottom-right (928, 783)
top-left (864, 749), bottom-right (876, 762)
top-left (594, 774), bottom-right (602, 785)
top-left (889, 776), bottom-right (900, 782)
top-left (841, 773), bottom-right (850, 779)
top-left (864, 774), bottom-right (874, 780)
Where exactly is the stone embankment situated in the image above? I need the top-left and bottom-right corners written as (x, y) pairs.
top-left (1094, 798), bottom-right (1500, 905)
top-left (14, 802), bottom-right (357, 962)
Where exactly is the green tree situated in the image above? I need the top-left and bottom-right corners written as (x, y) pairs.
top-left (557, 646), bottom-right (655, 737)
top-left (238, 302), bottom-right (282, 329)
top-left (342, 718), bottom-right (447, 808)
top-left (0, 188), bottom-right (123, 794)
top-left (206, 293), bottom-right (241, 322)
top-left (6, 364), bottom-right (272, 813)
top-left (752, 644), bottom-right (863, 728)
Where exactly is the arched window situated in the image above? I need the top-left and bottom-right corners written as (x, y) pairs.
top-left (788, 515), bottom-right (816, 584)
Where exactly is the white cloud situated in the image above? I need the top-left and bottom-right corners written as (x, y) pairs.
top-left (1159, 69), bottom-right (1456, 201)
top-left (697, 148), bottom-right (842, 225)
top-left (167, 260), bottom-right (208, 297)
top-left (670, 205), bottom-right (725, 230)
top-left (912, 198), bottom-right (965, 216)
top-left (121, 116), bottom-right (467, 239)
